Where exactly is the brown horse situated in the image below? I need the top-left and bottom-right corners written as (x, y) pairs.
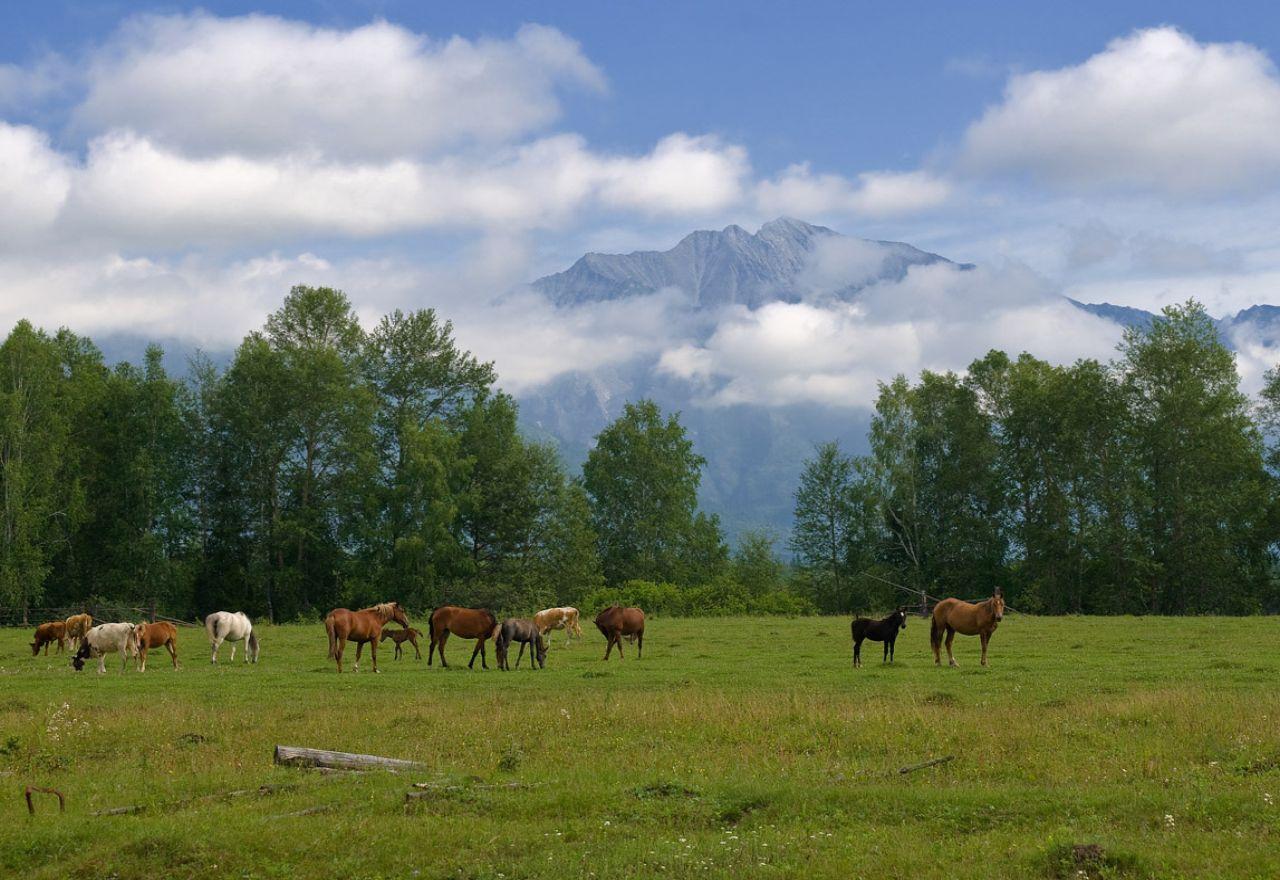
top-left (427, 606), bottom-right (498, 669)
top-left (595, 605), bottom-right (645, 660)
top-left (930, 590), bottom-right (1005, 667)
top-left (325, 602), bottom-right (409, 673)
top-left (380, 625), bottom-right (424, 660)
top-left (132, 622), bottom-right (179, 671)
top-left (31, 621), bottom-right (67, 656)
top-left (64, 613), bottom-right (93, 652)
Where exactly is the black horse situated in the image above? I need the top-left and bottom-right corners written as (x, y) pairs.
top-left (850, 608), bottom-right (908, 668)
top-left (495, 618), bottom-right (547, 670)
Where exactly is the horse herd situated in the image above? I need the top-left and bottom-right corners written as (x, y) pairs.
top-left (24, 589), bottom-right (1005, 674)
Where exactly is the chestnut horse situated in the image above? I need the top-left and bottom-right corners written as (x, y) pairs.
top-left (930, 589), bottom-right (1005, 667)
top-left (325, 602), bottom-right (409, 673)
top-left (133, 622), bottom-right (179, 671)
top-left (595, 605), bottom-right (645, 660)
top-left (427, 606), bottom-right (498, 669)
top-left (31, 621), bottom-right (67, 656)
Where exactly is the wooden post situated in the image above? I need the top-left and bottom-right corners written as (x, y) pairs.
top-left (273, 745), bottom-right (424, 772)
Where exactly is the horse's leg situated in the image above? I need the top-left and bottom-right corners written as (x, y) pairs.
top-left (637, 631), bottom-right (643, 659)
top-left (335, 636), bottom-right (345, 673)
top-left (413, 637), bottom-right (422, 660)
top-left (853, 637), bottom-right (861, 668)
top-left (603, 633), bottom-right (613, 661)
top-left (945, 628), bottom-right (958, 667)
top-left (481, 637), bottom-right (489, 670)
top-left (354, 640), bottom-right (364, 672)
top-left (230, 641), bottom-right (237, 662)
top-left (980, 632), bottom-right (990, 667)
top-left (516, 642), bottom-right (526, 669)
top-left (438, 631), bottom-right (449, 667)
top-left (468, 639), bottom-right (481, 669)
top-left (371, 638), bottom-right (380, 674)
top-left (168, 640), bottom-right (178, 669)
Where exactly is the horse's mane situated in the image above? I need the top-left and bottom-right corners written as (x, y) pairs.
top-left (360, 602), bottom-right (398, 616)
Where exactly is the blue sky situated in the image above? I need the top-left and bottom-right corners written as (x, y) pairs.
top-left (2, 2), bottom-right (1280, 401)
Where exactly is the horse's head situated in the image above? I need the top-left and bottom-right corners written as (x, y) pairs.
top-left (991, 592), bottom-right (1005, 622)
top-left (896, 607), bottom-right (908, 630)
top-left (133, 623), bottom-right (148, 650)
top-left (389, 602), bottom-right (410, 628)
top-left (30, 639), bottom-right (40, 656)
top-left (71, 641), bottom-right (90, 671)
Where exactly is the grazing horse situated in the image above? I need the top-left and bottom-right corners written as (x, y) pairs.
top-left (851, 607), bottom-right (908, 668)
top-left (595, 605), bottom-right (645, 660)
top-left (495, 619), bottom-right (547, 670)
top-left (325, 602), bottom-right (409, 673)
top-left (64, 613), bottom-right (93, 652)
top-left (534, 606), bottom-right (583, 646)
top-left (380, 626), bottom-right (423, 660)
top-left (133, 622), bottom-right (179, 671)
top-left (427, 606), bottom-right (498, 670)
top-left (931, 590), bottom-right (1005, 667)
top-left (205, 611), bottom-right (259, 664)
top-left (31, 621), bottom-right (67, 656)
top-left (72, 623), bottom-right (138, 674)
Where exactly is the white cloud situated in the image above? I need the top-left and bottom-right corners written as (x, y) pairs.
top-left (74, 15), bottom-right (605, 159)
top-left (0, 122), bottom-right (70, 239)
top-left (757, 164), bottom-right (951, 217)
top-left (962, 27), bottom-right (1280, 194)
top-left (659, 261), bottom-right (1124, 407)
top-left (47, 131), bottom-right (746, 246)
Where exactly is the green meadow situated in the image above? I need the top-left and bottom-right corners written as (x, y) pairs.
top-left (1, 615), bottom-right (1279, 879)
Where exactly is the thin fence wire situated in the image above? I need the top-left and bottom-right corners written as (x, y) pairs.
top-left (859, 570), bottom-right (1021, 615)
top-left (0, 603), bottom-right (204, 629)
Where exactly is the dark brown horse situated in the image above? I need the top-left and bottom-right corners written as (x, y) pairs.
top-left (850, 607), bottom-right (907, 668)
top-left (595, 605), bottom-right (644, 660)
top-left (930, 590), bottom-right (1005, 667)
top-left (428, 606), bottom-right (498, 669)
top-left (325, 602), bottom-right (409, 673)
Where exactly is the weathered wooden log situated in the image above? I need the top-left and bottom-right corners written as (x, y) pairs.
top-left (897, 755), bottom-right (955, 775)
top-left (274, 744), bottom-right (424, 772)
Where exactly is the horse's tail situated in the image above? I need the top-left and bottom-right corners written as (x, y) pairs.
top-left (428, 606), bottom-right (444, 644)
top-left (929, 607), bottom-right (944, 651)
top-left (325, 615), bottom-right (337, 659)
top-left (206, 614), bottom-right (219, 642)
top-left (247, 631), bottom-right (259, 662)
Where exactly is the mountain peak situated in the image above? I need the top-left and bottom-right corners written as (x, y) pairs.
top-left (534, 218), bottom-right (948, 309)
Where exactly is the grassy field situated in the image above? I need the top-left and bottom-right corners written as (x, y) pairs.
top-left (1, 614), bottom-right (1279, 879)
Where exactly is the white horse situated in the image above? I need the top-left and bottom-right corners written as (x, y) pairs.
top-left (72, 623), bottom-right (138, 674)
top-left (205, 611), bottom-right (259, 664)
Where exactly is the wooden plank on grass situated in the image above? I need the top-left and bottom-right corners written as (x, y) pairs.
top-left (274, 744), bottom-right (424, 772)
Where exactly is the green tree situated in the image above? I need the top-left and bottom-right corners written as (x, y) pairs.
top-left (1121, 301), bottom-right (1273, 612)
top-left (732, 530), bottom-right (783, 597)
top-left (790, 442), bottom-right (856, 606)
top-left (582, 400), bottom-right (707, 585)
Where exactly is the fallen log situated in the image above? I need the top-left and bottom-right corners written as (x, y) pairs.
top-left (92, 783), bottom-right (293, 816)
top-left (897, 755), bottom-right (955, 775)
top-left (274, 745), bottom-right (424, 772)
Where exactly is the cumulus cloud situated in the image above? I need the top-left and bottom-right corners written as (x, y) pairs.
top-left (757, 164), bottom-right (951, 217)
top-left (74, 15), bottom-right (605, 159)
top-left (962, 27), bottom-right (1280, 194)
top-left (36, 131), bottom-right (746, 246)
top-left (0, 122), bottom-right (70, 239)
top-left (659, 261), bottom-right (1124, 407)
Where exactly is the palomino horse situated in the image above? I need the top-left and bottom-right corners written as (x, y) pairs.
top-left (64, 613), bottom-right (93, 652)
top-left (850, 607), bottom-right (907, 668)
top-left (205, 611), bottom-right (259, 664)
top-left (133, 622), bottom-right (179, 671)
top-left (595, 605), bottom-right (645, 660)
top-left (427, 606), bottom-right (498, 669)
top-left (324, 602), bottom-right (409, 673)
top-left (930, 590), bottom-right (1005, 667)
